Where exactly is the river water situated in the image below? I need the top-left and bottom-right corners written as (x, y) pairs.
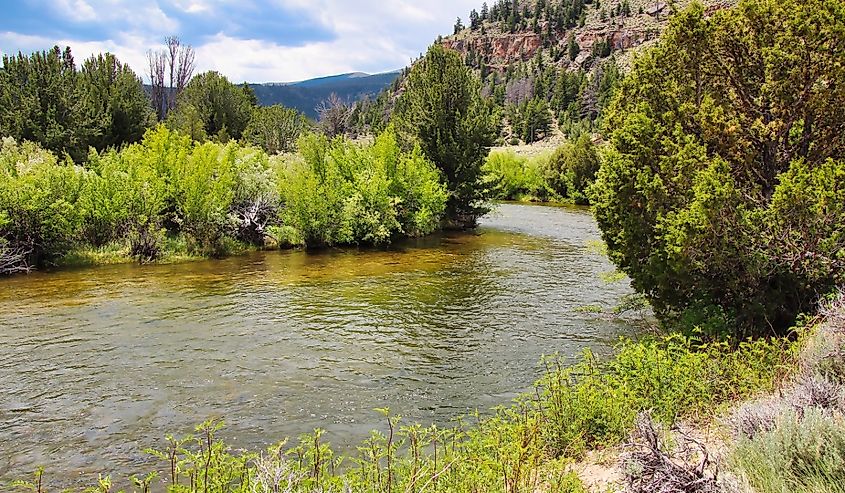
top-left (0, 203), bottom-right (636, 485)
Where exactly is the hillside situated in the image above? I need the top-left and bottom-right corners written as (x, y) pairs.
top-left (250, 71), bottom-right (400, 119)
top-left (445, 0), bottom-right (735, 71)
top-left (353, 0), bottom-right (736, 143)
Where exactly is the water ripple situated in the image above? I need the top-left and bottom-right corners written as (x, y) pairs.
top-left (0, 204), bottom-right (638, 487)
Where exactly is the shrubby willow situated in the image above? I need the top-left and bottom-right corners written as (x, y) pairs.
top-left (0, 126), bottom-right (448, 274)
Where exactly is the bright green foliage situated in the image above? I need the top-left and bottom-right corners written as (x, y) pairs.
top-left (0, 47), bottom-right (152, 163)
top-left (591, 0), bottom-right (845, 336)
top-left (394, 44), bottom-right (499, 228)
top-left (731, 410), bottom-right (845, 493)
top-left (173, 142), bottom-right (237, 256)
top-left (483, 150), bottom-right (549, 201)
top-left (276, 129), bottom-right (447, 248)
top-left (535, 334), bottom-right (798, 458)
top-left (243, 105), bottom-right (308, 154)
top-left (170, 71), bottom-right (255, 142)
top-left (0, 138), bottom-right (84, 266)
top-left (543, 133), bottom-right (598, 204)
top-left (0, 124), bottom-right (447, 273)
top-left (78, 53), bottom-right (155, 151)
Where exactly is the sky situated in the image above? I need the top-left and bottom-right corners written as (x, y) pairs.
top-left (0, 0), bottom-right (481, 83)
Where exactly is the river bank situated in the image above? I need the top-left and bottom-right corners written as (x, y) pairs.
top-left (0, 203), bottom-right (638, 488)
top-left (10, 311), bottom-right (814, 492)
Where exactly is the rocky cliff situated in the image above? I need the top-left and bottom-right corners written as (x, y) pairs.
top-left (443, 0), bottom-right (736, 71)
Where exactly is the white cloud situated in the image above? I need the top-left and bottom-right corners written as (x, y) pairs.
top-left (49, 0), bottom-right (179, 33)
top-left (54, 0), bottom-right (98, 22)
top-left (3, 0), bottom-right (483, 82)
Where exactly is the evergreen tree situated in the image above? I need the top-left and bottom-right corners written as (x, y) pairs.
top-left (1, 47), bottom-right (90, 162)
top-left (567, 33), bottom-right (581, 61)
top-left (78, 53), bottom-right (154, 151)
top-left (170, 71), bottom-right (254, 141)
top-left (592, 0), bottom-right (845, 336)
top-left (394, 44), bottom-right (499, 228)
top-left (470, 9), bottom-right (480, 29)
top-left (454, 17), bottom-right (465, 34)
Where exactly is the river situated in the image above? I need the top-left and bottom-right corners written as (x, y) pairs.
top-left (0, 203), bottom-right (637, 486)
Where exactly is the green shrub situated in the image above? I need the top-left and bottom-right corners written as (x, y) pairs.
top-left (243, 105), bottom-right (307, 154)
top-left (483, 150), bottom-right (549, 201)
top-left (0, 138), bottom-right (84, 266)
top-left (544, 134), bottom-right (599, 205)
top-left (534, 334), bottom-right (798, 458)
top-left (591, 0), bottom-right (845, 336)
top-left (173, 142), bottom-right (236, 256)
top-left (276, 129), bottom-right (447, 248)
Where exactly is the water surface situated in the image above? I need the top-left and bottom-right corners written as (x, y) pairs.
top-left (0, 203), bottom-right (636, 484)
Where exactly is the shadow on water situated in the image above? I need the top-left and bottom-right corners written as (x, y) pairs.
top-left (0, 203), bottom-right (640, 486)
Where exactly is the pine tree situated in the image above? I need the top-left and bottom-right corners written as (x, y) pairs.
top-left (567, 33), bottom-right (581, 61)
top-left (470, 9), bottom-right (480, 29)
top-left (393, 44), bottom-right (499, 228)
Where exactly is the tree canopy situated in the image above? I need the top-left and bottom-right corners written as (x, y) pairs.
top-left (394, 43), bottom-right (499, 228)
top-left (0, 48), bottom-right (152, 162)
top-left (592, 0), bottom-right (845, 336)
top-left (170, 71), bottom-right (256, 142)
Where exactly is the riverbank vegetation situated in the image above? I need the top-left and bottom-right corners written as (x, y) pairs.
top-left (592, 0), bottom-right (845, 339)
top-left (483, 133), bottom-right (600, 204)
top-left (0, 40), bottom-right (493, 275)
top-left (4, 0), bottom-right (845, 491)
top-left (0, 126), bottom-right (447, 271)
top-left (12, 328), bottom-right (802, 492)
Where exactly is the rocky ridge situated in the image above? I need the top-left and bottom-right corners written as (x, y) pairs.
top-left (443, 0), bottom-right (737, 71)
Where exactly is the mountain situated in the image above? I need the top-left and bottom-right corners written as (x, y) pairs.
top-left (250, 71), bottom-right (401, 119)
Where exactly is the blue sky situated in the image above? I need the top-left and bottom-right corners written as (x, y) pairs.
top-left (0, 0), bottom-right (481, 82)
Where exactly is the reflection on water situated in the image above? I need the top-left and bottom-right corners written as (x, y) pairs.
top-left (0, 203), bottom-right (636, 485)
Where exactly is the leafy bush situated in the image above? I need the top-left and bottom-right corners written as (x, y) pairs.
top-left (172, 142), bottom-right (236, 256)
top-left (243, 105), bottom-right (307, 154)
top-left (591, 0), bottom-right (845, 337)
top-left (276, 129), bottom-right (447, 248)
top-left (0, 138), bottom-right (84, 267)
top-left (483, 150), bottom-right (549, 201)
top-left (544, 134), bottom-right (599, 205)
top-left (534, 335), bottom-right (798, 458)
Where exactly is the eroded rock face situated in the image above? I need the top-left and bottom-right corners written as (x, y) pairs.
top-left (444, 32), bottom-right (545, 64)
top-left (445, 27), bottom-right (651, 67)
top-left (440, 0), bottom-right (737, 73)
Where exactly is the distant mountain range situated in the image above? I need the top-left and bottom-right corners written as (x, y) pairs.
top-left (249, 71), bottom-right (401, 119)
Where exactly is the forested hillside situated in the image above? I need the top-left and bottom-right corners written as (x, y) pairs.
top-left (354, 0), bottom-right (735, 144)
